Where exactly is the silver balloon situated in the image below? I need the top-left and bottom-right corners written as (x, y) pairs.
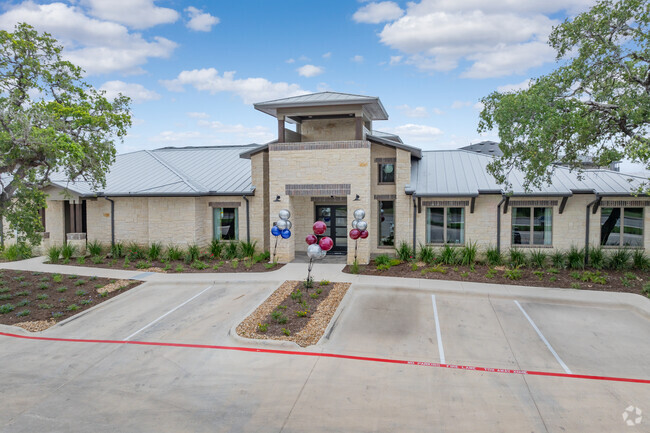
top-left (285, 220), bottom-right (292, 230)
top-left (307, 244), bottom-right (323, 259)
top-left (276, 219), bottom-right (288, 230)
top-left (354, 209), bottom-right (365, 220)
top-left (351, 219), bottom-right (358, 229)
top-left (279, 209), bottom-right (291, 220)
top-left (356, 220), bottom-right (368, 231)
top-left (318, 248), bottom-right (327, 259)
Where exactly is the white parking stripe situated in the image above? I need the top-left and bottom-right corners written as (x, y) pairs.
top-left (124, 285), bottom-right (213, 341)
top-left (431, 295), bottom-right (446, 364)
top-left (514, 300), bottom-right (572, 374)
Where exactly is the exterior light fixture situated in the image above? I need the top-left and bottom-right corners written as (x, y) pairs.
top-left (274, 195), bottom-right (281, 202)
top-left (353, 194), bottom-right (360, 201)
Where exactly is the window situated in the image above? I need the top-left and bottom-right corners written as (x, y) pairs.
top-left (378, 201), bottom-right (394, 246)
top-left (426, 207), bottom-right (465, 244)
top-left (378, 163), bottom-right (395, 183)
top-left (601, 207), bottom-right (643, 247)
top-left (512, 207), bottom-right (552, 246)
top-left (213, 208), bottom-right (238, 241)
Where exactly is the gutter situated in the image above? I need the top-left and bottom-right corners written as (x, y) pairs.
top-left (91, 191), bottom-right (255, 198)
top-left (412, 196), bottom-right (417, 255)
top-left (496, 195), bottom-right (507, 254)
top-left (585, 195), bottom-right (601, 266)
top-left (104, 197), bottom-right (115, 247)
top-left (242, 195), bottom-right (250, 243)
top-left (0, 214), bottom-right (4, 249)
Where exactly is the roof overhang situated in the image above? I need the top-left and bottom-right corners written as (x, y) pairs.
top-left (254, 94), bottom-right (388, 121)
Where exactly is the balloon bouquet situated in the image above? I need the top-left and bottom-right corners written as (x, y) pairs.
top-left (304, 220), bottom-right (334, 284)
top-left (349, 209), bottom-right (369, 263)
top-left (270, 209), bottom-right (292, 262)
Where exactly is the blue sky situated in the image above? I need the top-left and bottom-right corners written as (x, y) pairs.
top-left (2, 0), bottom-right (643, 174)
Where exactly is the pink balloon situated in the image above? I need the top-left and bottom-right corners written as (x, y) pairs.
top-left (305, 234), bottom-right (318, 245)
top-left (313, 221), bottom-right (327, 235)
top-left (349, 229), bottom-right (361, 240)
top-left (360, 230), bottom-right (368, 239)
top-left (319, 236), bottom-right (334, 251)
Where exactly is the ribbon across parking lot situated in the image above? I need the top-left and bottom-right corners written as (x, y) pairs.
top-left (1, 331), bottom-right (649, 385)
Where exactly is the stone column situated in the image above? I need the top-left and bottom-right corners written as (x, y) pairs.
top-left (66, 233), bottom-right (87, 256)
top-left (394, 149), bottom-right (413, 250)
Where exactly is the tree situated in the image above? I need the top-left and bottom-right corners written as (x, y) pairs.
top-left (478, 0), bottom-right (649, 192)
top-left (0, 23), bottom-right (131, 245)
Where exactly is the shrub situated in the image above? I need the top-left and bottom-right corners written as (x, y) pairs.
top-left (374, 254), bottom-right (392, 267)
top-left (396, 242), bottom-right (414, 262)
top-left (0, 304), bottom-right (15, 314)
top-left (486, 246), bottom-right (502, 266)
top-left (240, 241), bottom-right (257, 258)
top-left (460, 241), bottom-right (478, 266)
top-left (509, 249), bottom-right (526, 268)
top-left (567, 246), bottom-right (585, 270)
top-left (570, 282), bottom-right (581, 290)
top-left (126, 242), bottom-right (145, 261)
top-left (2, 243), bottom-right (32, 261)
top-left (87, 240), bottom-right (103, 257)
top-left (529, 250), bottom-right (547, 269)
top-left (589, 247), bottom-right (605, 270)
top-left (258, 323), bottom-right (268, 333)
top-left (607, 249), bottom-right (630, 270)
top-left (642, 282), bottom-right (650, 298)
top-left (440, 245), bottom-right (458, 265)
top-left (485, 268), bottom-right (498, 279)
top-left (209, 239), bottom-right (223, 259)
top-left (111, 242), bottom-right (125, 258)
top-left (224, 242), bottom-right (240, 260)
top-left (135, 261), bottom-right (151, 269)
top-left (16, 309), bottom-right (30, 317)
top-left (350, 260), bottom-right (359, 274)
top-left (183, 244), bottom-right (200, 264)
top-left (632, 250), bottom-right (649, 270)
top-left (417, 244), bottom-right (435, 264)
top-left (282, 328), bottom-right (291, 336)
top-left (271, 309), bottom-right (287, 324)
top-left (191, 260), bottom-right (208, 270)
top-left (290, 289), bottom-right (303, 301)
top-left (91, 255), bottom-right (104, 264)
top-left (61, 243), bottom-right (77, 260)
top-left (147, 242), bottom-right (162, 261)
top-left (504, 267), bottom-right (523, 280)
top-left (255, 250), bottom-right (271, 262)
top-left (47, 245), bottom-right (62, 264)
top-left (549, 250), bottom-right (564, 269)
top-left (166, 245), bottom-right (183, 261)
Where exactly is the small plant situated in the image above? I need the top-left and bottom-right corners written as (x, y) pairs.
top-left (47, 245), bottom-right (62, 264)
top-left (642, 282), bottom-right (650, 298)
top-left (485, 268), bottom-right (498, 279)
top-left (147, 242), bottom-right (162, 261)
top-left (39, 276), bottom-right (50, 282)
top-left (165, 245), bottom-right (183, 261)
top-left (529, 250), bottom-right (547, 269)
top-left (589, 247), bottom-right (605, 270)
top-left (37, 294), bottom-right (48, 300)
top-left (291, 289), bottom-right (303, 301)
top-left (126, 242), bottom-right (145, 261)
top-left (38, 282), bottom-right (49, 290)
top-left (410, 263), bottom-right (418, 271)
top-left (271, 309), bottom-right (288, 324)
top-left (163, 263), bottom-right (172, 272)
top-left (231, 259), bottom-right (239, 269)
top-left (569, 271), bottom-right (581, 280)
top-left (417, 244), bottom-right (435, 264)
top-left (16, 290), bottom-right (30, 297)
top-left (16, 309), bottom-right (30, 317)
top-left (91, 255), bottom-right (104, 264)
top-left (100, 291), bottom-right (109, 298)
top-left (295, 309), bottom-right (308, 317)
top-left (0, 304), bottom-right (15, 314)
top-left (440, 245), bottom-right (459, 265)
top-left (87, 240), bottom-right (103, 256)
top-left (19, 281), bottom-right (29, 288)
top-left (111, 242), bottom-right (125, 258)
top-left (257, 323), bottom-right (268, 333)
top-left (75, 289), bottom-right (88, 296)
top-left (310, 293), bottom-right (319, 299)
top-left (123, 257), bottom-right (131, 268)
top-left (376, 264), bottom-right (391, 271)
top-left (608, 249), bottom-right (631, 270)
top-left (224, 242), bottom-right (240, 260)
top-left (460, 271), bottom-right (469, 278)
top-left (67, 304), bottom-right (80, 311)
top-left (632, 250), bottom-right (649, 270)
top-left (350, 260), bottom-right (359, 274)
top-left (319, 280), bottom-right (330, 286)
top-left (509, 249), bottom-right (526, 268)
top-left (13, 275), bottom-right (25, 282)
top-left (374, 254), bottom-right (392, 267)
top-left (567, 246), bottom-right (585, 270)
top-left (421, 264), bottom-right (447, 274)
top-left (61, 243), bottom-right (77, 260)
top-left (504, 267), bottom-right (523, 280)
top-left (38, 303), bottom-right (52, 309)
top-left (486, 246), bottom-right (502, 266)
top-left (184, 244), bottom-right (200, 263)
top-left (80, 299), bottom-right (92, 305)
top-left (209, 239), bottom-right (223, 259)
top-left (570, 282), bottom-right (581, 290)
top-left (135, 260), bottom-right (151, 269)
top-left (191, 260), bottom-right (208, 270)
top-left (74, 279), bottom-right (87, 286)
top-left (396, 241), bottom-right (414, 262)
top-left (549, 276), bottom-right (557, 282)
top-left (550, 251), bottom-right (565, 269)
top-left (2, 243), bottom-right (32, 261)
top-left (0, 294), bottom-right (11, 301)
top-left (624, 271), bottom-right (638, 281)
top-left (546, 267), bottom-right (559, 275)
top-left (581, 271), bottom-right (607, 284)
top-left (460, 241), bottom-right (478, 266)
top-left (316, 288), bottom-right (322, 294)
top-left (175, 264), bottom-right (184, 273)
top-left (282, 328), bottom-right (291, 336)
top-left (532, 270), bottom-right (544, 280)
top-left (240, 241), bottom-right (257, 258)
top-left (16, 300), bottom-right (29, 307)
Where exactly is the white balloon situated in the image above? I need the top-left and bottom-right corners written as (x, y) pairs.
top-left (276, 219), bottom-right (287, 230)
top-left (307, 244), bottom-right (323, 259)
top-left (279, 209), bottom-right (291, 220)
top-left (285, 220), bottom-right (292, 230)
top-left (354, 209), bottom-right (365, 220)
top-left (318, 248), bottom-right (327, 259)
top-left (356, 220), bottom-right (368, 231)
top-left (351, 219), bottom-right (358, 229)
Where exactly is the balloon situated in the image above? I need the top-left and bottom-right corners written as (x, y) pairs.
top-left (360, 230), bottom-right (368, 239)
top-left (276, 219), bottom-right (288, 230)
top-left (318, 248), bottom-right (327, 259)
top-left (271, 226), bottom-right (281, 237)
top-left (285, 220), bottom-right (292, 230)
top-left (349, 229), bottom-right (361, 240)
top-left (306, 234), bottom-right (318, 245)
top-left (313, 221), bottom-right (327, 235)
top-left (281, 229), bottom-right (291, 239)
top-left (356, 220), bottom-right (368, 231)
top-left (319, 236), bottom-right (333, 251)
top-left (351, 219), bottom-right (358, 229)
top-left (307, 244), bottom-right (323, 259)
top-left (354, 209), bottom-right (365, 220)
top-left (279, 209), bottom-right (291, 220)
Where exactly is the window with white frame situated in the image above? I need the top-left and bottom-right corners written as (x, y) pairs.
top-left (213, 207), bottom-right (238, 241)
top-left (511, 207), bottom-right (552, 246)
top-left (426, 207), bottom-right (465, 244)
top-left (601, 207), bottom-right (643, 247)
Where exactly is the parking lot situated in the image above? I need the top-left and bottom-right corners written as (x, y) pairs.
top-left (1, 279), bottom-right (649, 432)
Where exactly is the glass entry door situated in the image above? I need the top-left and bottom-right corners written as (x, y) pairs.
top-left (315, 205), bottom-right (348, 254)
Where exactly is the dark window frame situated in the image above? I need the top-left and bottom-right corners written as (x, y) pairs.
top-left (600, 207), bottom-right (644, 248)
top-left (213, 207), bottom-right (239, 241)
top-left (378, 163), bottom-right (395, 184)
top-left (378, 200), bottom-right (395, 247)
top-left (426, 207), bottom-right (465, 245)
top-left (511, 206), bottom-right (553, 246)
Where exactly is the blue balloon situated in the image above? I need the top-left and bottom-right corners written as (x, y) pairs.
top-left (281, 229), bottom-right (291, 239)
top-left (271, 226), bottom-right (281, 237)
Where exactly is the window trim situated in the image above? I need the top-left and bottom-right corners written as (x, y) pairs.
top-left (213, 207), bottom-right (239, 241)
top-left (377, 163), bottom-right (395, 185)
top-left (426, 207), bottom-right (465, 245)
top-left (377, 200), bottom-right (395, 247)
top-left (600, 206), bottom-right (644, 248)
top-left (511, 206), bottom-right (553, 247)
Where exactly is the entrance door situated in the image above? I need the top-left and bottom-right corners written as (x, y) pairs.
top-left (315, 205), bottom-right (348, 254)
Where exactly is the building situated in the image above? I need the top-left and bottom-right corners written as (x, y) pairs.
top-left (5, 91), bottom-right (648, 264)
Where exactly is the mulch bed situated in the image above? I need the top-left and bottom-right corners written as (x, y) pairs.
top-left (237, 280), bottom-right (351, 347)
top-left (344, 262), bottom-right (650, 296)
top-left (54, 257), bottom-right (283, 273)
top-left (0, 269), bottom-right (141, 331)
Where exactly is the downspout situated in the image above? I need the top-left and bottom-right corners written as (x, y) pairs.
top-left (412, 196), bottom-right (417, 255)
top-left (242, 195), bottom-right (250, 243)
top-left (496, 196), bottom-right (507, 254)
top-left (0, 214), bottom-right (4, 249)
top-left (104, 197), bottom-right (115, 247)
top-left (585, 195), bottom-right (601, 267)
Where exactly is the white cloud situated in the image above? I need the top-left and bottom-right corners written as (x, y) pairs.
top-left (389, 55), bottom-right (402, 65)
top-left (461, 42), bottom-right (555, 78)
top-left (322, 52), bottom-right (332, 59)
top-left (286, 58), bottom-right (295, 64)
top-left (316, 82), bottom-right (330, 92)
top-left (353, 1), bottom-right (404, 24)
top-left (396, 104), bottom-right (428, 118)
top-left (187, 112), bottom-right (210, 119)
top-left (432, 107), bottom-right (445, 115)
top-left (497, 78), bottom-right (533, 93)
top-left (185, 6), bottom-right (219, 32)
top-left (0, 2), bottom-right (177, 75)
top-left (197, 120), bottom-right (273, 142)
top-left (297, 64), bottom-right (324, 77)
top-left (473, 101), bottom-right (485, 111)
top-left (99, 80), bottom-right (161, 103)
top-left (351, 55), bottom-right (364, 63)
top-left (451, 100), bottom-right (472, 109)
top-left (82, 0), bottom-right (178, 29)
top-left (160, 68), bottom-right (308, 104)
top-left (387, 123), bottom-right (443, 142)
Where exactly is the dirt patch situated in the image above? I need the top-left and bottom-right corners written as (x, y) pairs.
top-left (237, 280), bottom-right (351, 347)
top-left (56, 257), bottom-right (283, 274)
top-left (0, 269), bottom-right (141, 331)
top-left (344, 262), bottom-right (650, 296)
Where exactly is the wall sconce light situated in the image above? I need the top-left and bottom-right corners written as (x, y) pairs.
top-left (353, 194), bottom-right (360, 201)
top-left (274, 195), bottom-right (281, 202)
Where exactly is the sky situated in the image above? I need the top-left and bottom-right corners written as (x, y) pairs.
top-left (0, 0), bottom-right (646, 175)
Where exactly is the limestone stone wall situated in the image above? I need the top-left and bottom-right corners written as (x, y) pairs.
top-left (300, 118), bottom-right (356, 142)
top-left (394, 149), bottom-right (413, 253)
top-left (369, 143), bottom-right (397, 255)
top-left (45, 200), bottom-right (65, 246)
top-left (250, 151), bottom-right (270, 251)
top-left (86, 198), bottom-right (112, 244)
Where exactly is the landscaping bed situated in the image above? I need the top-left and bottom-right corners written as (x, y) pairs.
top-left (0, 269), bottom-right (140, 331)
top-left (237, 280), bottom-right (351, 347)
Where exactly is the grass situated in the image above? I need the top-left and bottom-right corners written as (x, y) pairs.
top-left (608, 249), bottom-right (631, 270)
top-left (87, 240), bottom-right (103, 256)
top-left (440, 245), bottom-right (458, 265)
top-left (632, 250), bottom-right (649, 270)
top-left (396, 241), bottom-right (414, 262)
top-left (550, 251), bottom-right (565, 269)
top-left (460, 241), bottom-right (477, 266)
top-left (529, 250), bottom-right (547, 268)
top-left (61, 243), bottom-right (77, 261)
top-left (147, 242), bottom-right (162, 261)
top-left (166, 245), bottom-right (183, 261)
top-left (509, 249), bottom-right (526, 268)
top-left (589, 247), bottom-right (605, 269)
top-left (209, 239), bottom-right (223, 259)
top-left (240, 241), bottom-right (257, 258)
top-left (567, 246), bottom-right (585, 270)
top-left (417, 244), bottom-right (435, 264)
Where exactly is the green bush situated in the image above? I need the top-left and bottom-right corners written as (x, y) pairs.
top-left (642, 282), bottom-right (650, 298)
top-left (223, 242), bottom-right (240, 260)
top-left (486, 246), bottom-right (502, 266)
top-left (1, 243), bottom-right (32, 261)
top-left (632, 250), bottom-right (649, 270)
top-left (126, 242), bottom-right (145, 261)
top-left (111, 242), bottom-right (125, 258)
top-left (550, 250), bottom-right (565, 269)
top-left (87, 240), bottom-right (103, 256)
top-left (374, 254), bottom-right (392, 267)
top-left (417, 244), bottom-right (435, 264)
top-left (529, 250), bottom-right (547, 269)
top-left (396, 241), bottom-right (414, 262)
top-left (0, 304), bottom-right (15, 314)
top-left (147, 242), bottom-right (162, 261)
top-left (440, 245), bottom-right (458, 265)
top-left (61, 243), bottom-right (77, 260)
top-left (209, 239), bottom-right (223, 259)
top-left (509, 249), bottom-right (526, 268)
top-left (165, 245), bottom-right (183, 261)
top-left (566, 246), bottom-right (585, 270)
top-left (191, 260), bottom-right (208, 270)
top-left (240, 241), bottom-right (257, 258)
top-left (47, 245), bottom-right (61, 264)
top-left (184, 244), bottom-right (200, 263)
top-left (589, 247), bottom-right (605, 270)
top-left (504, 267), bottom-right (523, 280)
top-left (607, 249), bottom-right (630, 270)
top-left (350, 260), bottom-right (359, 274)
top-left (460, 241), bottom-right (477, 266)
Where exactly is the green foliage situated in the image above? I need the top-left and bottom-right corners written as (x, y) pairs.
top-left (504, 267), bottom-right (523, 280)
top-left (56, 287), bottom-right (67, 293)
top-left (126, 242), bottom-right (145, 261)
top-left (567, 246), bottom-right (585, 270)
top-left (209, 239), bottom-right (223, 259)
top-left (319, 280), bottom-right (330, 286)
top-left (191, 260), bottom-right (208, 270)
top-left (87, 240), bottom-right (103, 257)
top-left (396, 241), bottom-right (414, 262)
top-left (100, 291), bottom-right (109, 298)
top-left (485, 268), bottom-right (498, 279)
top-left (174, 264), bottom-right (183, 273)
top-left (478, 0), bottom-right (650, 193)
top-left (632, 250), bottom-right (649, 270)
top-left (374, 254), bottom-right (392, 267)
top-left (295, 309), bottom-right (308, 317)
top-left (282, 328), bottom-right (291, 336)
top-left (38, 282), bottom-right (49, 290)
top-left (509, 249), bottom-right (527, 268)
top-left (36, 294), bottom-right (48, 300)
top-left (0, 304), bottom-right (15, 314)
top-left (271, 309), bottom-right (287, 324)
top-left (532, 270), bottom-right (545, 280)
top-left (91, 255), bottom-right (104, 264)
top-left (80, 299), bottom-right (92, 305)
top-left (16, 309), bottom-right (30, 317)
top-left (135, 261), bottom-right (151, 269)
top-left (147, 242), bottom-right (162, 261)
top-left (76, 256), bottom-right (85, 265)
top-left (256, 250), bottom-right (271, 262)
top-left (589, 247), bottom-right (606, 270)
top-left (223, 242), bottom-right (240, 260)
top-left (1, 243), bottom-right (32, 261)
top-left (165, 245), bottom-right (183, 261)
top-left (67, 304), bottom-right (79, 311)
top-left (421, 264), bottom-right (446, 275)
top-left (460, 241), bottom-right (478, 266)
top-left (417, 244), bottom-right (435, 264)
top-left (38, 303), bottom-right (52, 309)
top-left (642, 282), bottom-right (650, 298)
top-left (486, 246), bottom-right (502, 266)
top-left (290, 289), bottom-right (303, 301)
top-left (608, 249), bottom-right (631, 270)
top-left (16, 290), bottom-right (29, 297)
top-left (581, 271), bottom-right (607, 284)
top-left (184, 244), bottom-right (200, 264)
top-left (111, 242), bottom-right (125, 259)
top-left (302, 278), bottom-right (313, 289)
top-left (47, 246), bottom-right (61, 264)
top-left (440, 245), bottom-right (459, 265)
top-left (570, 283), bottom-right (582, 290)
top-left (411, 263), bottom-right (418, 271)
top-left (529, 250), bottom-right (547, 269)
top-left (52, 274), bottom-right (62, 283)
top-left (257, 323), bottom-right (268, 333)
top-left (550, 251), bottom-right (566, 269)
top-left (75, 289), bottom-right (87, 296)
top-left (350, 260), bottom-right (359, 274)
top-left (240, 241), bottom-right (257, 258)
top-left (231, 259), bottom-right (239, 269)
top-left (61, 243), bottom-right (77, 260)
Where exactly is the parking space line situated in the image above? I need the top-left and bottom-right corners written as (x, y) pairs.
top-left (124, 285), bottom-right (213, 341)
top-left (514, 300), bottom-right (572, 374)
top-left (431, 295), bottom-right (445, 364)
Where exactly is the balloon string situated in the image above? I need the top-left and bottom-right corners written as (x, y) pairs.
top-left (273, 237), bottom-right (279, 263)
top-left (307, 258), bottom-right (314, 283)
top-left (354, 239), bottom-right (358, 263)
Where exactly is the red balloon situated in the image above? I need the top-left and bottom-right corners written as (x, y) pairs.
top-left (319, 236), bottom-right (333, 251)
top-left (313, 221), bottom-right (327, 235)
top-left (305, 234), bottom-right (318, 245)
top-left (349, 229), bottom-right (361, 240)
top-left (360, 230), bottom-right (368, 239)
